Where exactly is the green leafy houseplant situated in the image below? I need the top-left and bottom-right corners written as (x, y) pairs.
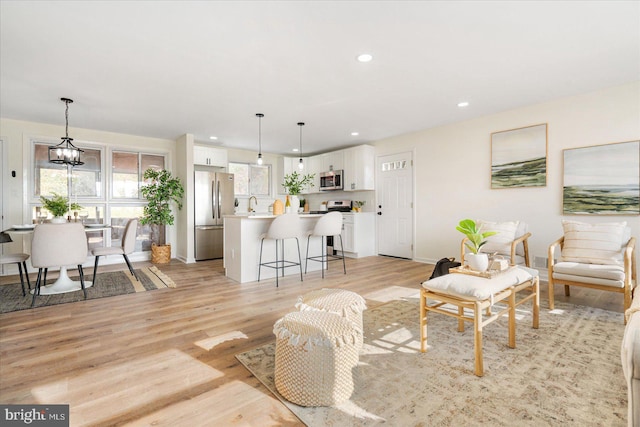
top-left (456, 219), bottom-right (498, 254)
top-left (282, 171), bottom-right (315, 195)
top-left (40, 193), bottom-right (82, 218)
top-left (140, 168), bottom-right (184, 248)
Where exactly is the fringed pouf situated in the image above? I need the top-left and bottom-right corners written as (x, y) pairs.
top-left (273, 310), bottom-right (361, 406)
top-left (295, 288), bottom-right (367, 349)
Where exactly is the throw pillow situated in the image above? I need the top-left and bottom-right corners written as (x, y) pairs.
top-left (477, 220), bottom-right (519, 256)
top-left (560, 220), bottom-right (627, 265)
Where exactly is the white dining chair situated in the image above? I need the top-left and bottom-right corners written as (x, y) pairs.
top-left (91, 218), bottom-right (139, 284)
top-left (304, 211), bottom-right (346, 278)
top-left (0, 232), bottom-right (31, 296)
top-left (30, 223), bottom-right (88, 307)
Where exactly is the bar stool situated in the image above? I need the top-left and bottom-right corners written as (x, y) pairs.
top-left (0, 232), bottom-right (31, 296)
top-left (305, 211), bottom-right (346, 278)
top-left (258, 213), bottom-right (303, 287)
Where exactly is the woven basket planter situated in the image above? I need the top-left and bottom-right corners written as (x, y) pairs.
top-left (151, 243), bottom-right (171, 264)
top-left (273, 310), bottom-right (361, 407)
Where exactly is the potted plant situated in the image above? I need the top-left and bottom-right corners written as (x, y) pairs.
top-left (353, 201), bottom-right (365, 212)
top-left (40, 193), bottom-right (82, 223)
top-left (282, 171), bottom-right (315, 210)
top-left (456, 219), bottom-right (498, 271)
top-left (140, 168), bottom-right (184, 264)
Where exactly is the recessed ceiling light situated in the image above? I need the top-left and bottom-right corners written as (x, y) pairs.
top-left (292, 148), bottom-right (299, 152)
top-left (457, 102), bottom-right (469, 108)
top-left (357, 53), bottom-right (373, 63)
top-left (351, 132), bottom-right (359, 136)
top-left (209, 136), bottom-right (218, 140)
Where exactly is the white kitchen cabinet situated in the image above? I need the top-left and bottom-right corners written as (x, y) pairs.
top-left (278, 156), bottom-right (310, 194)
top-left (339, 212), bottom-right (375, 258)
top-left (322, 150), bottom-right (344, 172)
top-left (307, 155), bottom-right (323, 193)
top-left (343, 145), bottom-right (375, 191)
top-left (194, 145), bottom-right (228, 167)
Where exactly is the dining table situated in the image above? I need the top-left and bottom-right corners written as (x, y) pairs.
top-left (4, 223), bottom-right (111, 295)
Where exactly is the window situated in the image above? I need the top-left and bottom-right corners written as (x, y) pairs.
top-left (229, 162), bottom-right (271, 197)
top-left (34, 142), bottom-right (103, 198)
top-left (112, 151), bottom-right (165, 199)
top-left (32, 140), bottom-right (167, 255)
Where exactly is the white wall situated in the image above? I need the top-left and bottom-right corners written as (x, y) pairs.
top-left (373, 82), bottom-right (640, 270)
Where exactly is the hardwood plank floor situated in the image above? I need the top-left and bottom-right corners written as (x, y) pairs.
top-left (0, 257), bottom-right (624, 426)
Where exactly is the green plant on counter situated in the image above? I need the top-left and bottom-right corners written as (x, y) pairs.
top-left (299, 198), bottom-right (306, 207)
top-left (40, 193), bottom-right (82, 218)
top-left (455, 219), bottom-right (498, 254)
top-left (282, 171), bottom-right (315, 195)
top-left (353, 201), bottom-right (365, 208)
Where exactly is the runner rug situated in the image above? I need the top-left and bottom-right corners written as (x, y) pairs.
top-left (0, 266), bottom-right (175, 313)
top-left (236, 298), bottom-right (626, 426)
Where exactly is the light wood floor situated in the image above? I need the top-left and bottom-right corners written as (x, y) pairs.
top-left (0, 257), bottom-right (624, 426)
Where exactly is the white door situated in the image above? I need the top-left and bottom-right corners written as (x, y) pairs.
top-left (376, 152), bottom-right (413, 258)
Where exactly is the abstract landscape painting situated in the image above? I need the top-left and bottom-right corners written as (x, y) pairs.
top-left (491, 123), bottom-right (547, 188)
top-left (563, 140), bottom-right (640, 215)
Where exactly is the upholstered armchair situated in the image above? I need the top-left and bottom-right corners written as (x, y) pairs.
top-left (548, 220), bottom-right (637, 319)
top-left (460, 220), bottom-right (531, 267)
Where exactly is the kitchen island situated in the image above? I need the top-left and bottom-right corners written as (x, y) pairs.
top-left (223, 213), bottom-right (329, 283)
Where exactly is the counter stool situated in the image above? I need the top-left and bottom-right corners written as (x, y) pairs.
top-left (273, 310), bottom-right (361, 406)
top-left (0, 232), bottom-right (31, 296)
top-left (258, 213), bottom-right (303, 287)
top-left (305, 211), bottom-right (346, 278)
top-left (295, 288), bottom-right (366, 349)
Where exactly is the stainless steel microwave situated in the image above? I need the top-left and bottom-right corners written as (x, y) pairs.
top-left (319, 170), bottom-right (343, 191)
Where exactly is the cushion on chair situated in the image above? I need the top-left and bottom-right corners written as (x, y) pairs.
top-left (92, 246), bottom-right (125, 257)
top-left (552, 261), bottom-right (625, 281)
top-left (0, 253), bottom-right (30, 264)
top-left (477, 220), bottom-right (519, 255)
top-left (560, 220), bottom-right (627, 265)
top-left (552, 272), bottom-right (624, 288)
top-left (422, 266), bottom-right (538, 301)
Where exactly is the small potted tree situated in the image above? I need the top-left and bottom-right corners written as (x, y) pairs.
top-left (140, 168), bottom-right (184, 264)
top-left (456, 219), bottom-right (498, 271)
top-left (40, 193), bottom-right (82, 223)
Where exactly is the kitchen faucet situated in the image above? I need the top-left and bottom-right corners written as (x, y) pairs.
top-left (249, 196), bottom-right (257, 212)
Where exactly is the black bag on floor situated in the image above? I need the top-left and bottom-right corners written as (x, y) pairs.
top-left (428, 257), bottom-right (461, 280)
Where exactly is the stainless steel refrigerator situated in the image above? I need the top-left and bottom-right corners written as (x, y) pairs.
top-left (194, 170), bottom-right (235, 260)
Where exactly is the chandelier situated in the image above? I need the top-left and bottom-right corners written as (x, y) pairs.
top-left (48, 98), bottom-right (84, 166)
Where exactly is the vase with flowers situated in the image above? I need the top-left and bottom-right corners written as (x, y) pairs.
top-left (282, 171), bottom-right (315, 211)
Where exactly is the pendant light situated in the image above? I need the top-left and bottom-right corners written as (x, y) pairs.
top-left (256, 113), bottom-right (264, 165)
top-left (48, 98), bottom-right (84, 166)
top-left (297, 122), bottom-right (305, 170)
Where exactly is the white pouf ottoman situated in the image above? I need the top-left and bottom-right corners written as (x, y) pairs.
top-left (273, 310), bottom-right (361, 406)
top-left (295, 288), bottom-right (367, 348)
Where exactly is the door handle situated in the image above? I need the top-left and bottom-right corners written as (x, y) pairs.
top-left (217, 181), bottom-right (221, 220)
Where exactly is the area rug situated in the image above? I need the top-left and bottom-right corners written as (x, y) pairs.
top-left (0, 266), bottom-right (175, 313)
top-left (236, 298), bottom-right (627, 426)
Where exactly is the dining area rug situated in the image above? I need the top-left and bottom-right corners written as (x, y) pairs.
top-left (0, 266), bottom-right (175, 313)
top-left (236, 298), bottom-right (626, 426)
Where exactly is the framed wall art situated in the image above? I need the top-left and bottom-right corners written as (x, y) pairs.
top-left (563, 140), bottom-right (639, 215)
top-left (491, 123), bottom-right (547, 189)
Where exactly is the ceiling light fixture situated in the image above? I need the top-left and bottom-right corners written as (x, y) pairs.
top-left (357, 53), bottom-right (373, 62)
top-left (48, 98), bottom-right (84, 166)
top-left (209, 136), bottom-right (218, 140)
top-left (256, 113), bottom-right (264, 165)
top-left (351, 132), bottom-right (359, 136)
top-left (297, 122), bottom-right (305, 170)
top-left (457, 101), bottom-right (469, 107)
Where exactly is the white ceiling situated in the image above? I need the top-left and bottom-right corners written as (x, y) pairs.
top-left (1, 1), bottom-right (638, 156)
